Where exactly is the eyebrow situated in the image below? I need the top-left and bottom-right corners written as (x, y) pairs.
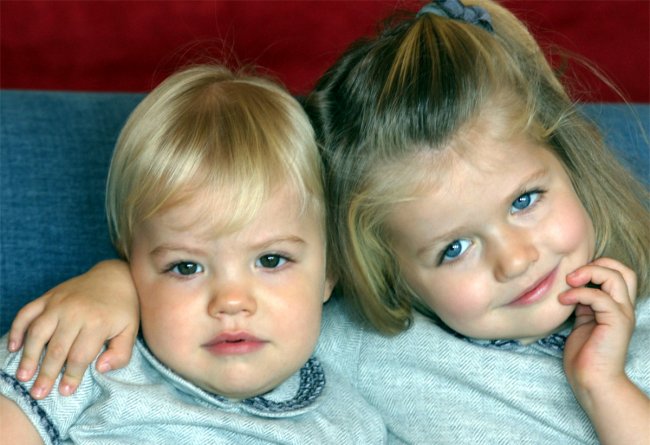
top-left (150, 235), bottom-right (307, 257)
top-left (415, 227), bottom-right (470, 259)
top-left (415, 166), bottom-right (549, 258)
top-left (249, 235), bottom-right (307, 251)
top-left (150, 244), bottom-right (206, 258)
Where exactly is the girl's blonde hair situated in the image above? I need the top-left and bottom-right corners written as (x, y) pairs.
top-left (306, 0), bottom-right (649, 334)
top-left (107, 64), bottom-right (324, 258)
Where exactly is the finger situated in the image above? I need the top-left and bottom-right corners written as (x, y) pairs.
top-left (571, 303), bottom-right (595, 328)
top-left (57, 330), bottom-right (113, 395)
top-left (15, 313), bottom-right (63, 382)
top-left (577, 258), bottom-right (637, 302)
top-left (96, 329), bottom-right (138, 373)
top-left (561, 286), bottom-right (635, 328)
top-left (7, 297), bottom-right (48, 352)
top-left (28, 325), bottom-right (84, 399)
top-left (566, 262), bottom-right (634, 307)
top-left (29, 375), bottom-right (56, 400)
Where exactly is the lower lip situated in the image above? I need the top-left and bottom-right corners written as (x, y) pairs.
top-left (510, 267), bottom-right (558, 306)
top-left (203, 341), bottom-right (266, 356)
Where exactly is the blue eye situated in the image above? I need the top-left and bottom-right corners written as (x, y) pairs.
top-left (511, 190), bottom-right (541, 213)
top-left (170, 261), bottom-right (203, 276)
top-left (440, 239), bottom-right (471, 264)
top-left (256, 254), bottom-right (288, 269)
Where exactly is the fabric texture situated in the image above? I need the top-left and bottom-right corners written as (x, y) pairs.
top-left (0, 338), bottom-right (387, 444)
top-left (316, 296), bottom-right (650, 444)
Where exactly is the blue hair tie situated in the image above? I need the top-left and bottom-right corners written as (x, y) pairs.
top-left (417, 0), bottom-right (494, 33)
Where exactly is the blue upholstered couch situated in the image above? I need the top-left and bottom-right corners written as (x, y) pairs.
top-left (0, 90), bottom-right (648, 334)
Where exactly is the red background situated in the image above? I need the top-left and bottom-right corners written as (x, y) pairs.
top-left (1, 1), bottom-right (648, 102)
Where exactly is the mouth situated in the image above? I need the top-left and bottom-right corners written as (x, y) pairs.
top-left (509, 267), bottom-right (558, 307)
top-left (202, 332), bottom-right (266, 356)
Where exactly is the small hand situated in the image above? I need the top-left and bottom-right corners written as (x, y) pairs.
top-left (559, 257), bottom-right (636, 392)
top-left (559, 257), bottom-right (648, 445)
top-left (7, 260), bottom-right (138, 399)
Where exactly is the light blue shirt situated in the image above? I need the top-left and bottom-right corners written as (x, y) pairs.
top-left (0, 339), bottom-right (387, 445)
top-left (317, 296), bottom-right (650, 444)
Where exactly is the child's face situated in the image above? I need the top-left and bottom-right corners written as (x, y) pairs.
top-left (387, 133), bottom-right (595, 343)
top-left (129, 184), bottom-right (332, 399)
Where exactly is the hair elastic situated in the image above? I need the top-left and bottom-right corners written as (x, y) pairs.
top-left (416, 0), bottom-right (494, 33)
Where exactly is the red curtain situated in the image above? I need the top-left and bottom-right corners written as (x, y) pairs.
top-left (1, 1), bottom-right (648, 101)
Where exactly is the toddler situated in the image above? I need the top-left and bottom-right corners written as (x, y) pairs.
top-left (0, 64), bottom-right (386, 444)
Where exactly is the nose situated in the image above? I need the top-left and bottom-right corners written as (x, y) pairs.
top-left (491, 227), bottom-right (539, 282)
top-left (207, 283), bottom-right (257, 318)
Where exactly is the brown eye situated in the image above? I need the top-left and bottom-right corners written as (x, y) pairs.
top-left (171, 262), bottom-right (202, 275)
top-left (256, 255), bottom-right (287, 269)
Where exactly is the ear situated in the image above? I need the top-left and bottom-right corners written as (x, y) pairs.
top-left (322, 275), bottom-right (337, 303)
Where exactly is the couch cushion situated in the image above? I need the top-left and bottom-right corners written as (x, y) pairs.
top-left (1, 91), bottom-right (144, 332)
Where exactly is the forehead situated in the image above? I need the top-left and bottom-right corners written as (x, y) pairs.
top-left (142, 183), bottom-right (324, 241)
top-left (405, 127), bottom-right (551, 189)
top-left (387, 134), bottom-right (560, 232)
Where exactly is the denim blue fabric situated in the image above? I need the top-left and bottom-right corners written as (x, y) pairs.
top-left (0, 90), bottom-right (143, 332)
top-left (0, 90), bottom-right (648, 335)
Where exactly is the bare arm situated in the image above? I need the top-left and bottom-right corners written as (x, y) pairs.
top-left (561, 257), bottom-right (649, 444)
top-left (575, 375), bottom-right (650, 445)
top-left (7, 259), bottom-right (139, 399)
top-left (0, 395), bottom-right (44, 445)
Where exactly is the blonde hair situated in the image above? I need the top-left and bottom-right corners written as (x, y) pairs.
top-left (306, 0), bottom-right (649, 334)
top-left (107, 64), bottom-right (324, 258)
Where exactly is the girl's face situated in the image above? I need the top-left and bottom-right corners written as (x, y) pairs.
top-left (387, 133), bottom-right (595, 343)
top-left (129, 184), bottom-right (332, 399)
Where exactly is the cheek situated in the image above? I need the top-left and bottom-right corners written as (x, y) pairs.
top-left (410, 269), bottom-right (487, 322)
top-left (547, 195), bottom-right (595, 256)
top-left (136, 277), bottom-right (195, 351)
top-left (276, 284), bottom-right (323, 341)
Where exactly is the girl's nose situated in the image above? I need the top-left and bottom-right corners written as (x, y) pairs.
top-left (492, 229), bottom-right (539, 282)
top-left (207, 284), bottom-right (257, 318)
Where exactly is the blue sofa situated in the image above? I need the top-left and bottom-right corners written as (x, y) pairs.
top-left (0, 90), bottom-right (648, 334)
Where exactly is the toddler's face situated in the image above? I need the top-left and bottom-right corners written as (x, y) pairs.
top-left (387, 133), bottom-right (595, 343)
top-left (129, 184), bottom-right (332, 399)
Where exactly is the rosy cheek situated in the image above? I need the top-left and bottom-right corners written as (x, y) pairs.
top-left (422, 279), bottom-right (484, 323)
top-left (552, 198), bottom-right (594, 255)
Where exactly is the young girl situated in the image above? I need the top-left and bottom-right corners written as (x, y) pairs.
top-left (307, 1), bottom-right (650, 443)
top-left (0, 64), bottom-right (386, 444)
top-left (7, 1), bottom-right (650, 443)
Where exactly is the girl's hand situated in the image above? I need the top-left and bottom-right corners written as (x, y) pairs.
top-left (559, 257), bottom-right (648, 445)
top-left (560, 257), bottom-right (636, 391)
top-left (6, 259), bottom-right (139, 400)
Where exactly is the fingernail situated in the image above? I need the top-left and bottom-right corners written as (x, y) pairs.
top-left (61, 383), bottom-right (74, 396)
top-left (97, 361), bottom-right (111, 373)
top-left (16, 368), bottom-right (29, 380)
top-left (32, 385), bottom-right (45, 399)
top-left (7, 340), bottom-right (17, 352)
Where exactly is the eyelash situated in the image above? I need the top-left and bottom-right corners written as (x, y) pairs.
top-left (437, 239), bottom-right (471, 265)
top-left (436, 188), bottom-right (547, 266)
top-left (511, 188), bottom-right (545, 214)
top-left (255, 253), bottom-right (293, 270)
top-left (165, 261), bottom-right (203, 277)
top-left (163, 253), bottom-right (294, 277)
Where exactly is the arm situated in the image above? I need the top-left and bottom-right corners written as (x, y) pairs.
top-left (560, 257), bottom-right (650, 445)
top-left (0, 395), bottom-right (44, 445)
top-left (7, 259), bottom-right (139, 399)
